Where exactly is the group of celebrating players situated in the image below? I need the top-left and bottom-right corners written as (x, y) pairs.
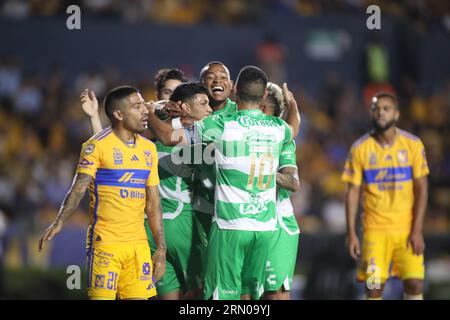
top-left (37, 61), bottom-right (429, 300)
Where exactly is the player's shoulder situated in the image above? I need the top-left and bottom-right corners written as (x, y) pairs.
top-left (351, 132), bottom-right (372, 150)
top-left (88, 127), bottom-right (113, 144)
top-left (138, 133), bottom-right (157, 150)
top-left (398, 129), bottom-right (423, 145)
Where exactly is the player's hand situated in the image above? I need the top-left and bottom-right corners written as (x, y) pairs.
top-left (152, 248), bottom-right (166, 281)
top-left (180, 116), bottom-right (194, 127)
top-left (407, 230), bottom-right (425, 256)
top-left (38, 220), bottom-right (63, 252)
top-left (164, 100), bottom-right (188, 118)
top-left (80, 89), bottom-right (99, 118)
top-left (282, 83), bottom-right (298, 111)
top-left (145, 101), bottom-right (156, 113)
top-left (346, 233), bottom-right (361, 261)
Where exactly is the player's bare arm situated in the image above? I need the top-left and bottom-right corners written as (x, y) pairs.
top-left (282, 83), bottom-right (301, 138)
top-left (276, 166), bottom-right (299, 192)
top-left (345, 182), bottom-right (361, 260)
top-left (38, 173), bottom-right (92, 252)
top-left (145, 185), bottom-right (167, 280)
top-left (147, 110), bottom-right (188, 146)
top-left (80, 89), bottom-right (102, 134)
top-left (408, 176), bottom-right (428, 255)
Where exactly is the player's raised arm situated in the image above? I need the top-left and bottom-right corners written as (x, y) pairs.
top-left (80, 89), bottom-right (103, 135)
top-left (147, 109), bottom-right (189, 146)
top-left (276, 166), bottom-right (299, 192)
top-left (145, 185), bottom-right (166, 281)
top-left (282, 83), bottom-right (301, 139)
top-left (38, 173), bottom-right (92, 252)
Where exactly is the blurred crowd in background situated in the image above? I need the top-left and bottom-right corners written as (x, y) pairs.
top-left (0, 1), bottom-right (449, 297)
top-left (0, 0), bottom-right (449, 33)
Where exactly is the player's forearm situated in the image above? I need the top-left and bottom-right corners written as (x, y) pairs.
top-left (284, 99), bottom-right (301, 138)
top-left (55, 173), bottom-right (91, 225)
top-left (89, 114), bottom-right (103, 135)
top-left (147, 206), bottom-right (166, 250)
top-left (345, 184), bottom-right (360, 236)
top-left (147, 111), bottom-right (177, 146)
top-left (412, 178), bottom-right (428, 233)
top-left (146, 187), bottom-right (166, 250)
top-left (276, 168), bottom-right (299, 192)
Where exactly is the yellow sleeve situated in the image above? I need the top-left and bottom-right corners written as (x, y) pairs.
top-left (412, 140), bottom-right (429, 179)
top-left (146, 142), bottom-right (160, 186)
top-left (342, 146), bottom-right (363, 186)
top-left (76, 140), bottom-right (101, 178)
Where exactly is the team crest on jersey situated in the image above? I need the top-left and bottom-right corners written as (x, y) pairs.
top-left (94, 274), bottom-right (105, 289)
top-left (397, 150), bottom-right (408, 163)
top-left (369, 152), bottom-right (377, 165)
top-left (84, 143), bottom-right (95, 155)
top-left (113, 148), bottom-right (123, 165)
top-left (144, 150), bottom-right (153, 167)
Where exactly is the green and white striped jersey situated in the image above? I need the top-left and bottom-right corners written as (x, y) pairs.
top-left (155, 141), bottom-right (194, 219)
top-left (189, 108), bottom-right (292, 231)
top-left (192, 98), bottom-right (237, 215)
top-left (277, 140), bottom-right (300, 235)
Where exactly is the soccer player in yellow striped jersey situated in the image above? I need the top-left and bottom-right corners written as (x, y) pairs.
top-left (342, 92), bottom-right (429, 300)
top-left (39, 86), bottom-right (166, 300)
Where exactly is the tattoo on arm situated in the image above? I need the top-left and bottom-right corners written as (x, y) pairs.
top-left (276, 166), bottom-right (299, 192)
top-left (55, 173), bottom-right (91, 224)
top-left (146, 186), bottom-right (166, 250)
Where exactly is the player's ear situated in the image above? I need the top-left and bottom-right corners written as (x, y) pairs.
top-left (113, 109), bottom-right (123, 121)
top-left (181, 102), bottom-right (191, 113)
top-left (395, 108), bottom-right (400, 121)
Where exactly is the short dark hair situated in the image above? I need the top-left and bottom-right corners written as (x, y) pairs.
top-left (199, 61), bottom-right (231, 81)
top-left (154, 68), bottom-right (187, 94)
top-left (235, 66), bottom-right (268, 103)
top-left (103, 86), bottom-right (139, 122)
top-left (371, 92), bottom-right (398, 109)
top-left (170, 82), bottom-right (209, 104)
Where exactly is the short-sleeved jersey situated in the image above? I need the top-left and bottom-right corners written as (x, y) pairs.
top-left (76, 127), bottom-right (159, 248)
top-left (190, 108), bottom-right (292, 231)
top-left (156, 141), bottom-right (194, 219)
top-left (277, 140), bottom-right (300, 235)
top-left (342, 129), bottom-right (429, 232)
top-left (192, 98), bottom-right (237, 215)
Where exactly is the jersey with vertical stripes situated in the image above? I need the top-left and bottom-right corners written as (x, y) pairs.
top-left (76, 127), bottom-right (160, 248)
top-left (156, 141), bottom-right (193, 219)
top-left (192, 98), bottom-right (237, 215)
top-left (341, 129), bottom-right (429, 231)
top-left (277, 140), bottom-right (300, 235)
top-left (191, 108), bottom-right (292, 231)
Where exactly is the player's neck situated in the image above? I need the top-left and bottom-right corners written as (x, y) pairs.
top-left (238, 103), bottom-right (260, 111)
top-left (210, 98), bottom-right (228, 111)
top-left (112, 127), bottom-right (136, 145)
top-left (374, 127), bottom-right (397, 146)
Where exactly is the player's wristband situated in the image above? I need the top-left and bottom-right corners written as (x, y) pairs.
top-left (171, 117), bottom-right (183, 129)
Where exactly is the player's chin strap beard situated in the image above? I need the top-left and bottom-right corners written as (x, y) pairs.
top-left (372, 119), bottom-right (396, 133)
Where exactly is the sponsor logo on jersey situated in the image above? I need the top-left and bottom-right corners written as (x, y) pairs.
top-left (119, 189), bottom-right (145, 199)
top-left (113, 148), bottom-right (123, 165)
top-left (118, 172), bottom-right (146, 185)
top-left (142, 262), bottom-right (151, 276)
top-left (79, 159), bottom-right (94, 168)
top-left (98, 257), bottom-right (110, 268)
top-left (94, 274), bottom-right (105, 289)
top-left (239, 193), bottom-right (269, 215)
top-left (237, 115), bottom-right (278, 129)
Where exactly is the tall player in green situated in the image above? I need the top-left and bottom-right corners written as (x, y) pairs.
top-left (260, 83), bottom-right (300, 300)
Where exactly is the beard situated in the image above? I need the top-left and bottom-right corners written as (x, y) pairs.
top-left (372, 118), bottom-right (396, 132)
